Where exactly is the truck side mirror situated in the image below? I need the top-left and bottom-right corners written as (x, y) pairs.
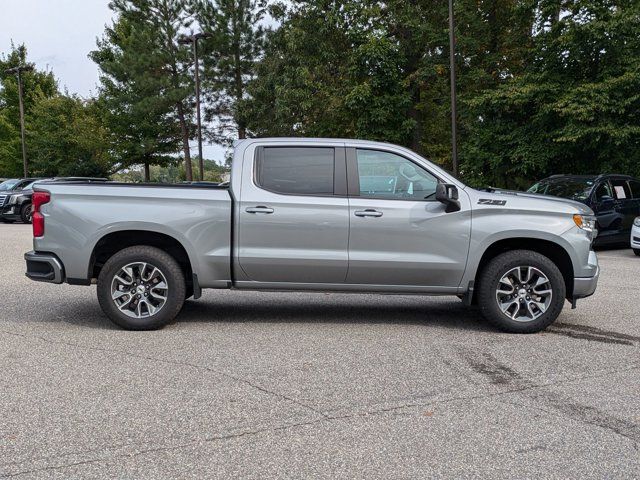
top-left (436, 183), bottom-right (461, 213)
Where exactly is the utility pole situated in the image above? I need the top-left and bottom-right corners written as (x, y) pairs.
top-left (5, 65), bottom-right (34, 178)
top-left (179, 32), bottom-right (213, 181)
top-left (448, 0), bottom-right (458, 176)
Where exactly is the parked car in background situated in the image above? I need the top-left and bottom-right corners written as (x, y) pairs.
top-left (528, 174), bottom-right (640, 246)
top-left (632, 217), bottom-right (640, 256)
top-left (1, 177), bottom-right (108, 224)
top-left (0, 178), bottom-right (43, 223)
top-left (0, 178), bottom-right (42, 192)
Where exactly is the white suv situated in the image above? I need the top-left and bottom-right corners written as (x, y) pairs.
top-left (632, 217), bottom-right (640, 256)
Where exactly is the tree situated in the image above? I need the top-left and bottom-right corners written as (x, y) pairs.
top-left (461, 0), bottom-right (640, 188)
top-left (26, 95), bottom-right (113, 177)
top-left (0, 44), bottom-right (57, 176)
top-left (243, 0), bottom-right (533, 170)
top-left (195, 0), bottom-right (265, 145)
top-left (91, 0), bottom-right (196, 180)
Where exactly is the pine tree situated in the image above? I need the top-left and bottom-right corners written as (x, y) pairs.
top-left (90, 0), bottom-right (196, 181)
top-left (195, 0), bottom-right (265, 144)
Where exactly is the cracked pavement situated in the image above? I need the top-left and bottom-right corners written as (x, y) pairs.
top-left (1, 224), bottom-right (639, 478)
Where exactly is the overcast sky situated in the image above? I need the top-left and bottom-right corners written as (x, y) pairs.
top-left (0, 0), bottom-right (226, 161)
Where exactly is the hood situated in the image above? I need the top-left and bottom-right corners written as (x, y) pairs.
top-left (471, 188), bottom-right (595, 215)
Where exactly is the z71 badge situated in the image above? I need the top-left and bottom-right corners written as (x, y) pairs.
top-left (478, 199), bottom-right (507, 206)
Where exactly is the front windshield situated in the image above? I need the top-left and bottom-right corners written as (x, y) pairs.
top-left (20, 181), bottom-right (37, 190)
top-left (527, 178), bottom-right (595, 201)
top-left (0, 179), bottom-right (20, 190)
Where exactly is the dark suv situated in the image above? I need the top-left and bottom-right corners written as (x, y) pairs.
top-left (0, 178), bottom-right (43, 223)
top-left (528, 174), bottom-right (640, 246)
top-left (1, 177), bottom-right (108, 224)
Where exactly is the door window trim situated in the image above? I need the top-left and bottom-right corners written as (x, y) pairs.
top-left (592, 180), bottom-right (613, 203)
top-left (253, 146), bottom-right (348, 197)
top-left (346, 147), bottom-right (442, 202)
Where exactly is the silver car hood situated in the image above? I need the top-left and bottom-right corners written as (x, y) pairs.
top-left (470, 188), bottom-right (594, 215)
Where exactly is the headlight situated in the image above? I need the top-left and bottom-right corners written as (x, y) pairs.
top-left (8, 195), bottom-right (20, 205)
top-left (634, 217), bottom-right (640, 227)
top-left (573, 214), bottom-right (596, 231)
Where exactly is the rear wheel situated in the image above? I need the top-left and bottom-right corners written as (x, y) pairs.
top-left (20, 203), bottom-right (33, 224)
top-left (97, 246), bottom-right (186, 330)
top-left (477, 250), bottom-right (566, 333)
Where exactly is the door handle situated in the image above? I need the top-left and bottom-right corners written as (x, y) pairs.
top-left (245, 206), bottom-right (274, 214)
top-left (354, 209), bottom-right (383, 218)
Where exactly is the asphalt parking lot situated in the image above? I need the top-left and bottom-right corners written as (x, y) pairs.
top-left (0, 224), bottom-right (638, 479)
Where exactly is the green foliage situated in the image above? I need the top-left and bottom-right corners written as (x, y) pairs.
top-left (0, 44), bottom-right (57, 176)
top-left (1, 0), bottom-right (638, 187)
top-left (27, 96), bottom-right (113, 177)
top-left (196, 0), bottom-right (266, 143)
top-left (460, 0), bottom-right (640, 188)
top-left (112, 158), bottom-right (228, 182)
top-left (90, 0), bottom-right (196, 180)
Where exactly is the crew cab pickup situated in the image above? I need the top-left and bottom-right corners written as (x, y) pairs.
top-left (24, 138), bottom-right (599, 333)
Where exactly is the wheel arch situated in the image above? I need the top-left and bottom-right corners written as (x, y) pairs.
top-left (472, 237), bottom-right (574, 302)
top-left (89, 230), bottom-right (194, 288)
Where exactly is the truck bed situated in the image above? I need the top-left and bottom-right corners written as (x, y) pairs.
top-left (33, 182), bottom-right (233, 287)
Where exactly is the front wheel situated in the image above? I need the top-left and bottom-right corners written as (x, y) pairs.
top-left (20, 203), bottom-right (33, 224)
top-left (477, 250), bottom-right (566, 333)
top-left (634, 248), bottom-right (640, 257)
top-left (97, 246), bottom-right (186, 330)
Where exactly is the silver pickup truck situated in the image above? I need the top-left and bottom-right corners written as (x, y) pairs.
top-left (24, 138), bottom-right (599, 333)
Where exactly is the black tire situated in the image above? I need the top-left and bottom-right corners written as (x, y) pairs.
top-left (97, 246), bottom-right (186, 330)
top-left (634, 249), bottom-right (640, 257)
top-left (20, 203), bottom-right (33, 224)
top-left (477, 250), bottom-right (566, 333)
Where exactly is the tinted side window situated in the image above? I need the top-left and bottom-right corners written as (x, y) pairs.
top-left (257, 147), bottom-right (335, 195)
top-left (610, 179), bottom-right (632, 200)
top-left (594, 181), bottom-right (613, 201)
top-left (628, 181), bottom-right (640, 199)
top-left (356, 149), bottom-right (438, 200)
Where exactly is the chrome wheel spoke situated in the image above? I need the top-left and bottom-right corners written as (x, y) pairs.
top-left (112, 289), bottom-right (129, 300)
top-left (111, 261), bottom-right (168, 319)
top-left (495, 265), bottom-right (553, 323)
top-left (114, 274), bottom-right (132, 286)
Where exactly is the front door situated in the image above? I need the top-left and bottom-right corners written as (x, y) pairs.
top-left (237, 145), bottom-right (350, 284)
top-left (591, 180), bottom-right (619, 243)
top-left (345, 148), bottom-right (471, 288)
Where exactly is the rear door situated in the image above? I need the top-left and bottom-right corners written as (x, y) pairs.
top-left (610, 178), bottom-right (635, 238)
top-left (627, 179), bottom-right (640, 222)
top-left (237, 143), bottom-right (350, 284)
top-left (345, 147), bottom-right (471, 288)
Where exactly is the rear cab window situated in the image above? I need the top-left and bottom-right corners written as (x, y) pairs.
top-left (256, 147), bottom-right (335, 196)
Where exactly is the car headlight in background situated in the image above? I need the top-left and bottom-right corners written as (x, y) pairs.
top-left (573, 214), bottom-right (597, 241)
top-left (634, 217), bottom-right (640, 227)
top-left (8, 195), bottom-right (20, 205)
top-left (573, 214), bottom-right (596, 232)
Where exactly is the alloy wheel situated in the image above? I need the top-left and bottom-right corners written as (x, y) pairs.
top-left (495, 266), bottom-right (553, 322)
top-left (110, 262), bottom-right (168, 318)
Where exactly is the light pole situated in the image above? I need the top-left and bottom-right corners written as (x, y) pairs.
top-left (448, 0), bottom-right (458, 176)
top-left (5, 65), bottom-right (34, 178)
top-left (179, 32), bottom-right (213, 181)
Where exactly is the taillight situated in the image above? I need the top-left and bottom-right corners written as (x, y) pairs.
top-left (32, 191), bottom-right (50, 237)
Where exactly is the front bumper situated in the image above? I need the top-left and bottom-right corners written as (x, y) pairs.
top-left (1, 204), bottom-right (21, 221)
top-left (631, 224), bottom-right (640, 249)
top-left (24, 251), bottom-right (65, 284)
top-left (572, 250), bottom-right (599, 300)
